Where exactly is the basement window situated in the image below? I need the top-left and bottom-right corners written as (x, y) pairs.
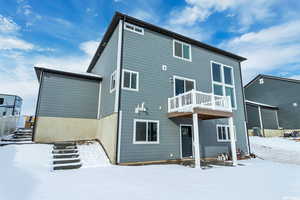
top-left (124, 23), bottom-right (144, 35)
top-left (216, 124), bottom-right (236, 142)
top-left (0, 98), bottom-right (3, 105)
top-left (133, 119), bottom-right (159, 144)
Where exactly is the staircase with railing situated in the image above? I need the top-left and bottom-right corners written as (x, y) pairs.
top-left (168, 90), bottom-right (232, 114)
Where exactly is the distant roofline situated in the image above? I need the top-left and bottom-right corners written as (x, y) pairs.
top-left (34, 66), bottom-right (102, 81)
top-left (245, 74), bottom-right (300, 88)
top-left (87, 12), bottom-right (247, 72)
top-left (245, 100), bottom-right (278, 110)
top-left (0, 93), bottom-right (22, 100)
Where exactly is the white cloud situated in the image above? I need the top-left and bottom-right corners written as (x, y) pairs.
top-left (0, 39), bottom-right (99, 115)
top-left (0, 35), bottom-right (34, 50)
top-left (170, 0), bottom-right (275, 30)
top-left (0, 15), bottom-right (20, 33)
top-left (221, 19), bottom-right (300, 83)
top-left (79, 40), bottom-right (99, 57)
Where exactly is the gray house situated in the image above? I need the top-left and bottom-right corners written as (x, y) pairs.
top-left (245, 74), bottom-right (300, 136)
top-left (33, 12), bottom-right (249, 167)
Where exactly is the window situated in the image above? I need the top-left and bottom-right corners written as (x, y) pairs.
top-left (124, 23), bottom-right (144, 35)
top-left (133, 119), bottom-right (159, 144)
top-left (211, 61), bottom-right (236, 109)
top-left (216, 124), bottom-right (236, 142)
top-left (173, 40), bottom-right (192, 61)
top-left (0, 98), bottom-right (3, 105)
top-left (173, 76), bottom-right (196, 96)
top-left (259, 78), bottom-right (264, 84)
top-left (122, 69), bottom-right (139, 91)
top-left (110, 71), bottom-right (116, 93)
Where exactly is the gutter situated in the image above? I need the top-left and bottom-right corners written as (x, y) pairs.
top-left (115, 16), bottom-right (125, 164)
top-left (238, 62), bottom-right (251, 155)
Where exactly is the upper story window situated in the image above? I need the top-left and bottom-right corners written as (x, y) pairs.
top-left (122, 69), bottom-right (139, 91)
top-left (259, 78), bottom-right (264, 84)
top-left (0, 98), bottom-right (4, 105)
top-left (133, 119), bottom-right (159, 144)
top-left (211, 61), bottom-right (236, 109)
top-left (173, 76), bottom-right (196, 96)
top-left (173, 40), bottom-right (192, 62)
top-left (124, 23), bottom-right (144, 35)
top-left (216, 124), bottom-right (236, 142)
top-left (110, 71), bottom-right (116, 93)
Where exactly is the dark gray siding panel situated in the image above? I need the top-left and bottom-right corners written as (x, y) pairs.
top-left (245, 77), bottom-right (300, 129)
top-left (91, 23), bottom-right (119, 117)
top-left (246, 104), bottom-right (260, 129)
top-left (119, 26), bottom-right (248, 163)
top-left (38, 72), bottom-right (99, 119)
top-left (261, 108), bottom-right (278, 129)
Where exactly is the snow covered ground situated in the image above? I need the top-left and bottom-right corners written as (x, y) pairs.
top-left (250, 136), bottom-right (300, 165)
top-left (0, 142), bottom-right (300, 200)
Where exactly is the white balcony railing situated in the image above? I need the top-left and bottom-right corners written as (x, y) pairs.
top-left (168, 90), bottom-right (232, 113)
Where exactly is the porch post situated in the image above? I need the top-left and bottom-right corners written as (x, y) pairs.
top-left (192, 113), bottom-right (201, 168)
top-left (228, 117), bottom-right (237, 166)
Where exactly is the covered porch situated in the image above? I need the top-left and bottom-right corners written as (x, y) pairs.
top-left (168, 90), bottom-right (238, 168)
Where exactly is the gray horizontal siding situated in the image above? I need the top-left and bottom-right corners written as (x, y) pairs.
top-left (245, 77), bottom-right (300, 129)
top-left (246, 104), bottom-right (260, 129)
top-left (38, 72), bottom-right (99, 119)
top-left (261, 108), bottom-right (278, 129)
top-left (119, 25), bottom-right (248, 163)
top-left (91, 23), bottom-right (119, 117)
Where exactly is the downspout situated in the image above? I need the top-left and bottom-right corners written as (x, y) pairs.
top-left (115, 16), bottom-right (125, 164)
top-left (238, 62), bottom-right (251, 155)
top-left (32, 69), bottom-right (44, 142)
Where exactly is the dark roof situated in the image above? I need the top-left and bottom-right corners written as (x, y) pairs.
top-left (34, 66), bottom-right (102, 82)
top-left (245, 100), bottom-right (278, 110)
top-left (245, 74), bottom-right (300, 88)
top-left (87, 12), bottom-right (247, 72)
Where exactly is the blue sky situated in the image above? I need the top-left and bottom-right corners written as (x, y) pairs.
top-left (0, 0), bottom-right (300, 115)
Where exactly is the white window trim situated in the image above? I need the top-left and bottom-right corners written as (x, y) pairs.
top-left (173, 40), bottom-right (192, 62)
top-left (124, 22), bottom-right (144, 35)
top-left (211, 61), bottom-right (237, 109)
top-left (173, 75), bottom-right (196, 96)
top-left (122, 69), bottom-right (139, 92)
top-left (133, 119), bottom-right (160, 144)
top-left (216, 124), bottom-right (237, 142)
top-left (110, 70), bottom-right (116, 93)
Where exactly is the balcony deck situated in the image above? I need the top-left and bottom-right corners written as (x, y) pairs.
top-left (167, 90), bottom-right (233, 120)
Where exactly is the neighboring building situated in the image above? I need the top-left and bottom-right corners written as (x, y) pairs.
top-left (33, 12), bottom-right (249, 167)
top-left (0, 94), bottom-right (22, 136)
top-left (245, 74), bottom-right (300, 136)
top-left (0, 94), bottom-right (22, 117)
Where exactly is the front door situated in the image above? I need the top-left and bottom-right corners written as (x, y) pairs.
top-left (181, 125), bottom-right (193, 158)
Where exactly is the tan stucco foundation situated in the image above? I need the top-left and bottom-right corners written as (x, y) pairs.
top-left (34, 114), bottom-right (118, 163)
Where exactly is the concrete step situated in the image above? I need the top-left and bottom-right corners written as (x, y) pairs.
top-left (1, 138), bottom-right (32, 142)
top-left (53, 163), bottom-right (82, 170)
top-left (54, 142), bottom-right (76, 147)
top-left (52, 149), bottom-right (78, 154)
top-left (53, 154), bottom-right (79, 159)
top-left (53, 158), bottom-right (80, 165)
top-left (13, 135), bottom-right (32, 139)
top-left (53, 145), bottom-right (77, 150)
top-left (53, 157), bottom-right (80, 162)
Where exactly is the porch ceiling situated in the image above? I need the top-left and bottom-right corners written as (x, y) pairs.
top-left (167, 108), bottom-right (233, 120)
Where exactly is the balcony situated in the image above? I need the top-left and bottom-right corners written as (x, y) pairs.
top-left (167, 90), bottom-right (233, 120)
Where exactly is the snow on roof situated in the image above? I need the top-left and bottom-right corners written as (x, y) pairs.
top-left (245, 100), bottom-right (278, 109)
top-left (34, 65), bottom-right (102, 80)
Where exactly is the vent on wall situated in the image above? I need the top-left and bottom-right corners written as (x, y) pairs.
top-left (259, 78), bottom-right (264, 84)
